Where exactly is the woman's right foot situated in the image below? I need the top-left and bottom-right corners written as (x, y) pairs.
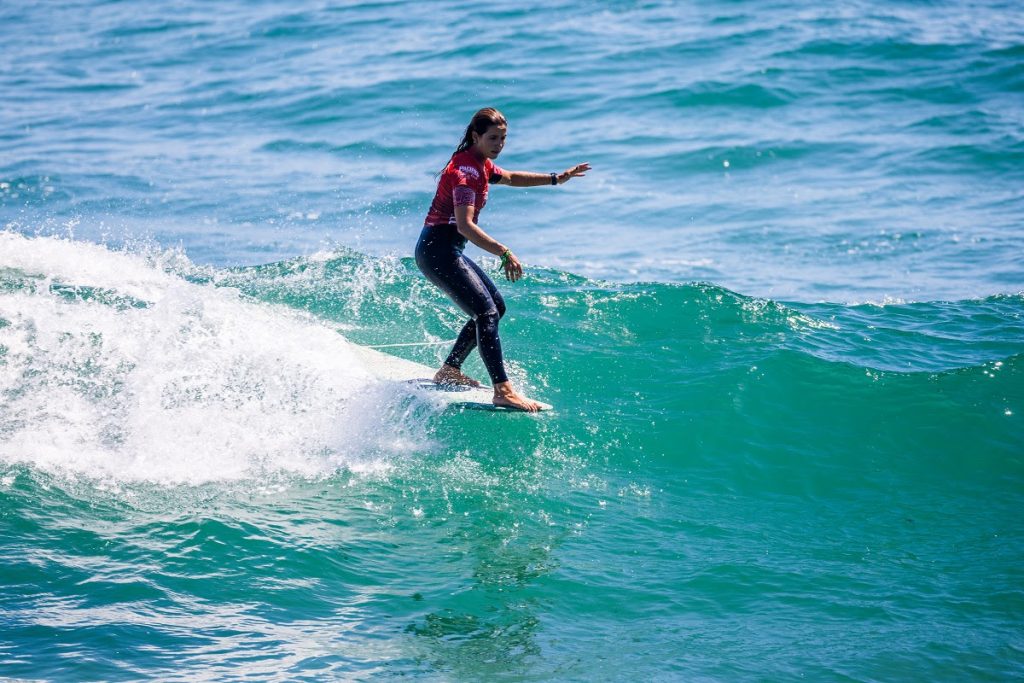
top-left (492, 381), bottom-right (542, 412)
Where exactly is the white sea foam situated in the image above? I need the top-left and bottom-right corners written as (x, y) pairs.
top-left (0, 232), bottom-right (425, 485)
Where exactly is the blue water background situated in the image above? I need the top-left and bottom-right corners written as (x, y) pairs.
top-left (2, 1), bottom-right (1024, 681)
top-left (3, 0), bottom-right (1023, 301)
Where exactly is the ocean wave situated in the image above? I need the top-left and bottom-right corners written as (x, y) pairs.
top-left (0, 233), bottom-right (430, 486)
top-left (189, 245), bottom-right (1024, 377)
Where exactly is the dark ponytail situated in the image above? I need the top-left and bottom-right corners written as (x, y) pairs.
top-left (440, 107), bottom-right (507, 173)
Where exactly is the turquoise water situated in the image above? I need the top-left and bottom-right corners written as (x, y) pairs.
top-left (2, 1), bottom-right (1023, 680)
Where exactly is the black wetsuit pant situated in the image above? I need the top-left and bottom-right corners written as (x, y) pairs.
top-left (415, 224), bottom-right (508, 384)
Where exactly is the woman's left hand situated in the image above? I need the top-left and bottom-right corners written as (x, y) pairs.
top-left (502, 250), bottom-right (524, 282)
top-left (558, 162), bottom-right (591, 184)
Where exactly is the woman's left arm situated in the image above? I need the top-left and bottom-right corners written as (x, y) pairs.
top-left (497, 162), bottom-right (591, 187)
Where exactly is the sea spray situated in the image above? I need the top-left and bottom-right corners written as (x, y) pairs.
top-left (0, 232), bottom-right (431, 484)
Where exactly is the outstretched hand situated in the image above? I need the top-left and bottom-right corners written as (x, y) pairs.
top-left (558, 162), bottom-right (591, 184)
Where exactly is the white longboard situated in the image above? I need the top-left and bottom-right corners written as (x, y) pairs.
top-left (349, 343), bottom-right (553, 412)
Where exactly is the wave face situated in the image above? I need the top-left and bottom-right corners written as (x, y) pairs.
top-left (3, 234), bottom-right (1022, 680)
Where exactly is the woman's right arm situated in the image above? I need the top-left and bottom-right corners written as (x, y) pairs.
top-left (454, 205), bottom-right (523, 282)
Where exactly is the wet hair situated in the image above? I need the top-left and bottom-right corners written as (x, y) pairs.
top-left (441, 107), bottom-right (507, 172)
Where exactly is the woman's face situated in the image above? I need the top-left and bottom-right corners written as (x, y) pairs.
top-left (472, 124), bottom-right (507, 160)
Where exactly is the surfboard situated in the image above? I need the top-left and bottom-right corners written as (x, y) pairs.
top-left (349, 343), bottom-right (553, 412)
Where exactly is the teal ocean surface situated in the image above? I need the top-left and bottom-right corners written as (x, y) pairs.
top-left (2, 1), bottom-right (1023, 680)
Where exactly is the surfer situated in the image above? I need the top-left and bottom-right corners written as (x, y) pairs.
top-left (415, 107), bottom-right (590, 412)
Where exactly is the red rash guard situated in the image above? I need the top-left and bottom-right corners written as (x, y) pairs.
top-left (424, 150), bottom-right (505, 227)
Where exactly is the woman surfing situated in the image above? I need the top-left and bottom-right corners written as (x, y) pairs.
top-left (415, 107), bottom-right (590, 412)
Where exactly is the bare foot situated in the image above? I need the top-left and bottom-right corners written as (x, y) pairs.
top-left (492, 381), bottom-right (542, 412)
top-left (433, 364), bottom-right (481, 387)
